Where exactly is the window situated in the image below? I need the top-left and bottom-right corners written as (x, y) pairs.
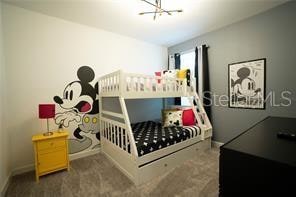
top-left (180, 51), bottom-right (195, 106)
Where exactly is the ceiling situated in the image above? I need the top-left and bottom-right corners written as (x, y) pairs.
top-left (4, 0), bottom-right (288, 47)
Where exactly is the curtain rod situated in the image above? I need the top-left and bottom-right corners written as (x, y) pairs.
top-left (177, 45), bottom-right (209, 55)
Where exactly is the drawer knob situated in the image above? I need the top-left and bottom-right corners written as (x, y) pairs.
top-left (164, 163), bottom-right (168, 167)
top-left (50, 142), bottom-right (54, 146)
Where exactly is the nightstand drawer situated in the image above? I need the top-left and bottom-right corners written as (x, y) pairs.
top-left (37, 138), bottom-right (66, 150)
top-left (38, 148), bottom-right (67, 174)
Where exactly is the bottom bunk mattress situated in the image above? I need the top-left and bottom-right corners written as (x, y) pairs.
top-left (131, 121), bottom-right (201, 156)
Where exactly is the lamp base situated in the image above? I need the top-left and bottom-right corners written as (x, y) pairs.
top-left (43, 131), bottom-right (54, 136)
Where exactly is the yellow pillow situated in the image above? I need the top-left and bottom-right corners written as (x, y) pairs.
top-left (178, 69), bottom-right (188, 79)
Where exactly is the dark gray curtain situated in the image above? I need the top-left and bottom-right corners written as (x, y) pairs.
top-left (174, 53), bottom-right (181, 105)
top-left (195, 45), bottom-right (211, 121)
top-left (202, 45), bottom-right (211, 121)
top-left (195, 47), bottom-right (199, 93)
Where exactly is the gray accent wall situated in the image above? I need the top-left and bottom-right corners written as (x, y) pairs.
top-left (169, 2), bottom-right (296, 143)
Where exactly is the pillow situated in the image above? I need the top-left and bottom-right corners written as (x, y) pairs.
top-left (162, 109), bottom-right (183, 127)
top-left (182, 109), bottom-right (196, 126)
top-left (162, 69), bottom-right (178, 78)
top-left (178, 69), bottom-right (188, 79)
top-left (177, 69), bottom-right (191, 86)
top-left (162, 109), bottom-right (178, 124)
top-left (155, 71), bottom-right (162, 83)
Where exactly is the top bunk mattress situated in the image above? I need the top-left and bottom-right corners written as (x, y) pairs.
top-left (132, 121), bottom-right (201, 156)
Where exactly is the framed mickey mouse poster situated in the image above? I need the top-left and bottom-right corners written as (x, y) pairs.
top-left (228, 58), bottom-right (266, 109)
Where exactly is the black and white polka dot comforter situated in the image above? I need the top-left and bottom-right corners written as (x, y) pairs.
top-left (131, 121), bottom-right (201, 156)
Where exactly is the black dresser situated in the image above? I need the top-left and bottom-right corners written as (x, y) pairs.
top-left (219, 117), bottom-right (296, 196)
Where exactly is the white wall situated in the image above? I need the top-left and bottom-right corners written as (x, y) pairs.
top-left (0, 2), bottom-right (10, 194)
top-left (2, 4), bottom-right (167, 172)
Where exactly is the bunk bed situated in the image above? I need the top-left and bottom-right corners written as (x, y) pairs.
top-left (98, 70), bottom-right (212, 185)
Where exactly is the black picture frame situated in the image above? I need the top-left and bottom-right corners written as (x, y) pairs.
top-left (228, 58), bottom-right (266, 109)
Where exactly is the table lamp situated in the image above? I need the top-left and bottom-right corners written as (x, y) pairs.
top-left (39, 104), bottom-right (55, 136)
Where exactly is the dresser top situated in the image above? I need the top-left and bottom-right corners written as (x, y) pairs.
top-left (222, 116), bottom-right (296, 167)
top-left (32, 131), bottom-right (69, 141)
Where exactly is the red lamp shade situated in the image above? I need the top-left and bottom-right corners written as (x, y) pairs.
top-left (39, 104), bottom-right (55, 119)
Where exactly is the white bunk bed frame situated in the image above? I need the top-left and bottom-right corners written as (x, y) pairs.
top-left (98, 70), bottom-right (212, 185)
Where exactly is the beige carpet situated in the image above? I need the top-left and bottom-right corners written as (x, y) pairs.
top-left (6, 148), bottom-right (219, 197)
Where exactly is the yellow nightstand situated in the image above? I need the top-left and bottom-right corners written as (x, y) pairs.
top-left (32, 131), bottom-right (69, 182)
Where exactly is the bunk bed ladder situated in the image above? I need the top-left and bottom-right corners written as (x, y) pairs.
top-left (119, 97), bottom-right (139, 157)
top-left (187, 92), bottom-right (212, 140)
top-left (193, 92), bottom-right (212, 126)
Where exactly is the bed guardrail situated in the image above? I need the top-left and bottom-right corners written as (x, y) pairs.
top-left (98, 70), bottom-right (196, 97)
top-left (124, 72), bottom-right (186, 92)
top-left (99, 70), bottom-right (121, 96)
top-left (100, 117), bottom-right (137, 155)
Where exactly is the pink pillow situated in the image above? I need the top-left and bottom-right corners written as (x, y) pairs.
top-left (155, 72), bottom-right (162, 83)
top-left (182, 109), bottom-right (195, 126)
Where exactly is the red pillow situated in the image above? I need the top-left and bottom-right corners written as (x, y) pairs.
top-left (155, 72), bottom-right (162, 83)
top-left (182, 109), bottom-right (195, 126)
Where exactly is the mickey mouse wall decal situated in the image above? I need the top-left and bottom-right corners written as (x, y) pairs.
top-left (53, 66), bottom-right (100, 154)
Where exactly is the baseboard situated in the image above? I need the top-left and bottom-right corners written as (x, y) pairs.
top-left (1, 173), bottom-right (11, 197)
top-left (11, 164), bottom-right (35, 176)
top-left (69, 148), bottom-right (100, 161)
top-left (11, 148), bottom-right (101, 176)
top-left (211, 140), bottom-right (224, 149)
